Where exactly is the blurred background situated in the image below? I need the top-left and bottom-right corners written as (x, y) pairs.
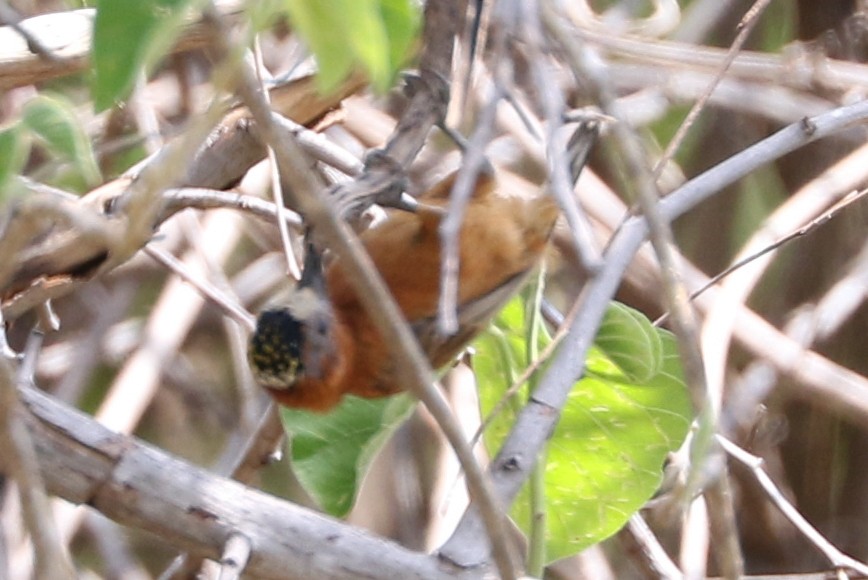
top-left (3, 0), bottom-right (868, 578)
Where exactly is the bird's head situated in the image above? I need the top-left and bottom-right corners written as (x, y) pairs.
top-left (247, 237), bottom-right (341, 396)
top-left (248, 285), bottom-right (336, 390)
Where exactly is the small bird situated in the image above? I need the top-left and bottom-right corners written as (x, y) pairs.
top-left (248, 169), bottom-right (560, 411)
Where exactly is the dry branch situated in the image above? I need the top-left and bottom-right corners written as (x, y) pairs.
top-left (17, 384), bottom-right (475, 580)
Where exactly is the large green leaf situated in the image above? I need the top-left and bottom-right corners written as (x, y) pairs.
top-left (92, 0), bottom-right (191, 111)
top-left (525, 335), bottom-right (690, 558)
top-left (283, 0), bottom-right (420, 93)
top-left (281, 393), bottom-right (415, 517)
top-left (475, 299), bottom-right (691, 563)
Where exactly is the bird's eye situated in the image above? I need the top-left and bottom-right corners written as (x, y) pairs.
top-left (315, 318), bottom-right (328, 336)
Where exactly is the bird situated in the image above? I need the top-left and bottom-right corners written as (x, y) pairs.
top-left (248, 168), bottom-right (560, 412)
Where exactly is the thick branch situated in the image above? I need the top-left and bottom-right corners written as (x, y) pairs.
top-left (18, 385), bottom-right (473, 580)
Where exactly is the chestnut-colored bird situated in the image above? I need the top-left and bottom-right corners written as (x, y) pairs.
top-left (248, 169), bottom-right (560, 411)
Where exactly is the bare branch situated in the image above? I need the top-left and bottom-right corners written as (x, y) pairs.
top-left (18, 384), bottom-right (474, 580)
top-left (331, 0), bottom-right (468, 217)
top-left (217, 533), bottom-right (252, 580)
top-left (0, 336), bottom-right (75, 579)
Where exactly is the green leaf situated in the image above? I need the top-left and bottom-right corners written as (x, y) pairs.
top-left (380, 0), bottom-right (421, 73)
top-left (595, 302), bottom-right (662, 384)
top-left (338, 2), bottom-right (391, 87)
top-left (532, 334), bottom-right (690, 559)
top-left (281, 394), bottom-right (416, 516)
top-left (0, 124), bottom-right (29, 195)
top-left (21, 95), bottom-right (101, 188)
top-left (475, 300), bottom-right (691, 563)
top-left (473, 296), bottom-right (549, 450)
top-left (283, 0), bottom-right (420, 93)
top-left (283, 0), bottom-right (355, 92)
top-left (92, 0), bottom-right (190, 111)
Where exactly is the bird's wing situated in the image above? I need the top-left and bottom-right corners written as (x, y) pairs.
top-left (411, 269), bottom-right (533, 369)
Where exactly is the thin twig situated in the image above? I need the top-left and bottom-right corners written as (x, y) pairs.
top-left (271, 113), bottom-right (364, 177)
top-left (656, 188), bottom-right (868, 326)
top-left (144, 245), bottom-right (255, 331)
top-left (160, 186), bottom-right (304, 226)
top-left (719, 436), bottom-right (868, 577)
top-left (565, 22), bottom-right (868, 93)
top-left (253, 40), bottom-right (302, 282)
top-left (0, 307), bottom-right (17, 359)
top-left (218, 533), bottom-right (253, 580)
top-left (652, 0), bottom-right (774, 179)
top-left (437, 82), bottom-right (501, 335)
top-left (525, 3), bottom-right (603, 272)
top-left (625, 514), bottom-right (684, 580)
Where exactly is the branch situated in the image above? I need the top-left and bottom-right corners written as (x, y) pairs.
top-left (17, 384), bottom-right (473, 580)
top-left (441, 89), bottom-right (868, 568)
top-left (568, 20), bottom-right (868, 93)
top-left (719, 436), bottom-right (868, 577)
top-left (331, 0), bottom-right (467, 217)
top-left (1, 71), bottom-right (364, 322)
top-left (0, 338), bottom-right (75, 579)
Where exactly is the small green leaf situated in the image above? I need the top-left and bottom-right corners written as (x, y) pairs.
top-left (284, 0), bottom-right (355, 92)
top-left (338, 1), bottom-right (390, 89)
top-left (0, 124), bottom-right (29, 195)
top-left (281, 394), bottom-right (416, 516)
top-left (380, 0), bottom-right (420, 72)
top-left (284, 0), bottom-right (420, 93)
top-left (92, 0), bottom-right (190, 111)
top-left (595, 302), bottom-right (662, 383)
top-left (21, 95), bottom-right (101, 188)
